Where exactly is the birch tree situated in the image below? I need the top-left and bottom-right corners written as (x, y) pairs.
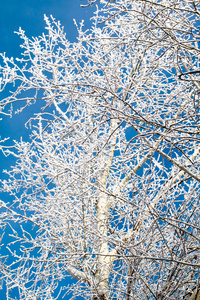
top-left (0, 0), bottom-right (200, 299)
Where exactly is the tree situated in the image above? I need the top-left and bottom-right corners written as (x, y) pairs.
top-left (0, 0), bottom-right (200, 299)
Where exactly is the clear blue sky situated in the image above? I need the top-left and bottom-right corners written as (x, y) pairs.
top-left (0, 0), bottom-right (93, 55)
top-left (0, 1), bottom-right (93, 299)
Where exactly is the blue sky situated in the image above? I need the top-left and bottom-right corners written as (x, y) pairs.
top-left (0, 0), bottom-right (93, 55)
top-left (0, 1), bottom-right (93, 299)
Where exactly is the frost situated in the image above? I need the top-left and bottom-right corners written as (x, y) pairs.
top-left (0, 1), bottom-right (200, 299)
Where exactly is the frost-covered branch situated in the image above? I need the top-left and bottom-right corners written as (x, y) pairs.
top-left (0, 1), bottom-right (200, 299)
